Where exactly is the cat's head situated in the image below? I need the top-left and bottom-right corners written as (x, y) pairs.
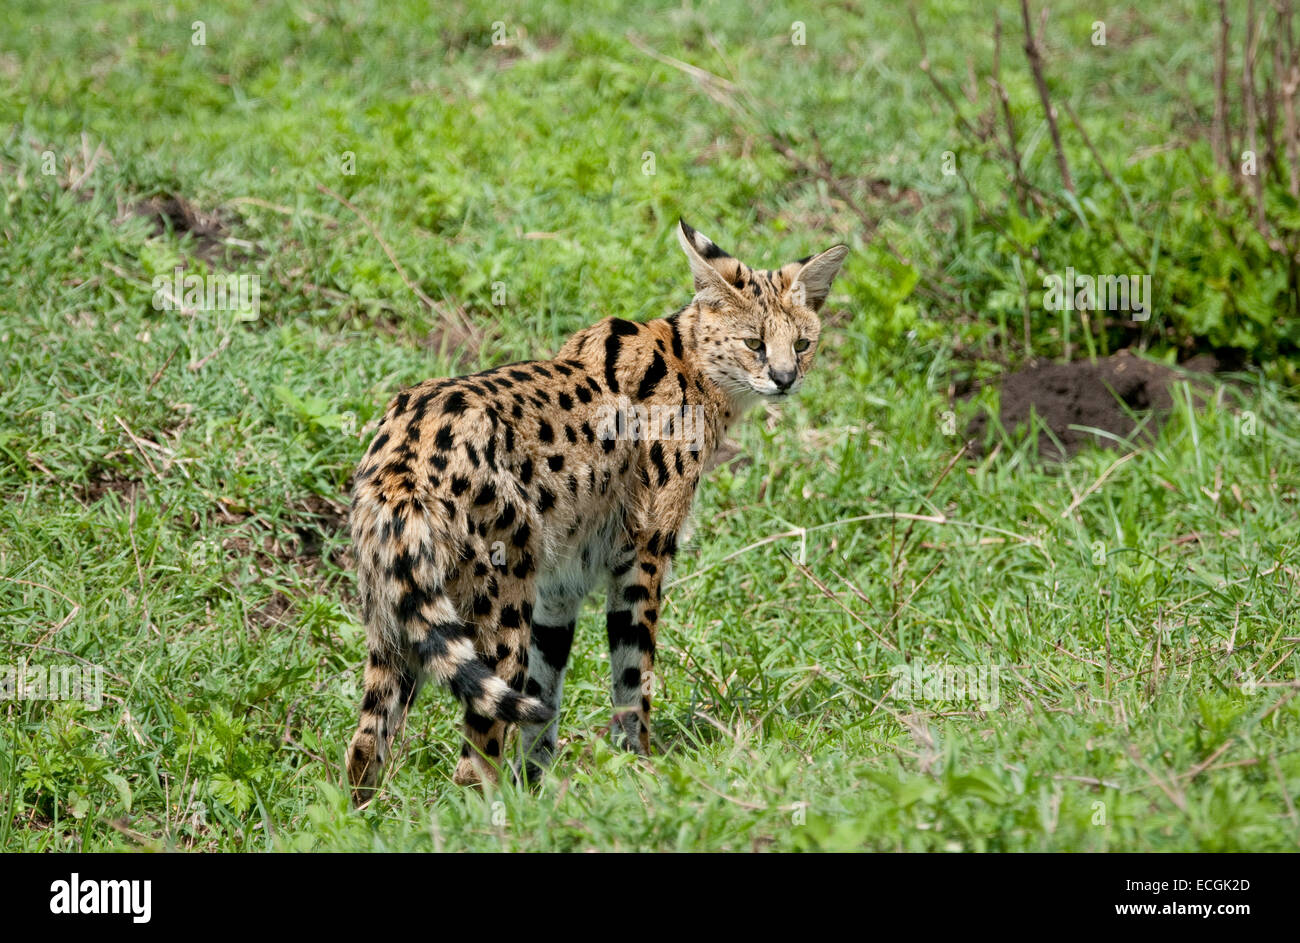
top-left (676, 219), bottom-right (847, 401)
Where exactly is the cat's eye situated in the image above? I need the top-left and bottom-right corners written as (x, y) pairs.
top-left (794, 339), bottom-right (811, 352)
top-left (744, 338), bottom-right (763, 351)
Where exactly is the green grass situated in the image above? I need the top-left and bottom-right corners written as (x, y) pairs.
top-left (1, 0), bottom-right (1298, 851)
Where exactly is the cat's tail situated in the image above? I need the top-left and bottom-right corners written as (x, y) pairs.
top-left (345, 493), bottom-right (552, 805)
top-left (346, 605), bottom-right (554, 806)
top-left (415, 613), bottom-right (555, 724)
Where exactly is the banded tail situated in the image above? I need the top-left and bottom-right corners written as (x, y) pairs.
top-left (345, 497), bottom-right (552, 804)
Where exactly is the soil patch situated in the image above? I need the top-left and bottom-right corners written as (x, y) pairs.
top-left (80, 473), bottom-right (144, 504)
top-left (117, 193), bottom-right (246, 264)
top-left (965, 350), bottom-right (1215, 460)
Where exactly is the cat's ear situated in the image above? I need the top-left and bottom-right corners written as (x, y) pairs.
top-left (786, 244), bottom-right (848, 312)
top-left (677, 219), bottom-right (744, 304)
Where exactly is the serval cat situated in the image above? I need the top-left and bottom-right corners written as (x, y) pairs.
top-left (346, 220), bottom-right (847, 803)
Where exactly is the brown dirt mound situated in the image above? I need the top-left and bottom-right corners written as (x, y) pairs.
top-left (116, 193), bottom-right (250, 264)
top-left (965, 350), bottom-right (1215, 460)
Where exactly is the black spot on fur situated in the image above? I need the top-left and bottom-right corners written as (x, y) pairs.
top-left (604, 334), bottom-right (623, 393)
top-left (494, 503), bottom-right (516, 530)
top-left (649, 442), bottom-right (670, 486)
top-left (532, 621), bottom-right (575, 671)
top-left (605, 610), bottom-right (637, 648)
top-left (667, 315), bottom-right (684, 359)
top-left (636, 351), bottom-right (668, 400)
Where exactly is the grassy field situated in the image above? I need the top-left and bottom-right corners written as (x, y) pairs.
top-left (1, 0), bottom-right (1298, 851)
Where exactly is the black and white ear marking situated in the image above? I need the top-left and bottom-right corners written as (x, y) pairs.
top-left (790, 244), bottom-right (849, 312)
top-left (678, 219), bottom-right (731, 261)
top-left (676, 219), bottom-right (743, 302)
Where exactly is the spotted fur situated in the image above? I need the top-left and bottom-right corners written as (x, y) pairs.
top-left (346, 220), bottom-right (847, 803)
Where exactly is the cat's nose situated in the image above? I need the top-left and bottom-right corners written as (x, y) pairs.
top-left (771, 368), bottom-right (797, 391)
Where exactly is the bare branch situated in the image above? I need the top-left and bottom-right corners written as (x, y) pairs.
top-left (1244, 0), bottom-right (1266, 231)
top-left (989, 11), bottom-right (1030, 215)
top-left (1280, 0), bottom-right (1300, 197)
top-left (1019, 0), bottom-right (1074, 193)
top-left (1214, 0), bottom-right (1232, 173)
top-left (907, 3), bottom-right (983, 141)
top-left (1060, 99), bottom-right (1137, 223)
